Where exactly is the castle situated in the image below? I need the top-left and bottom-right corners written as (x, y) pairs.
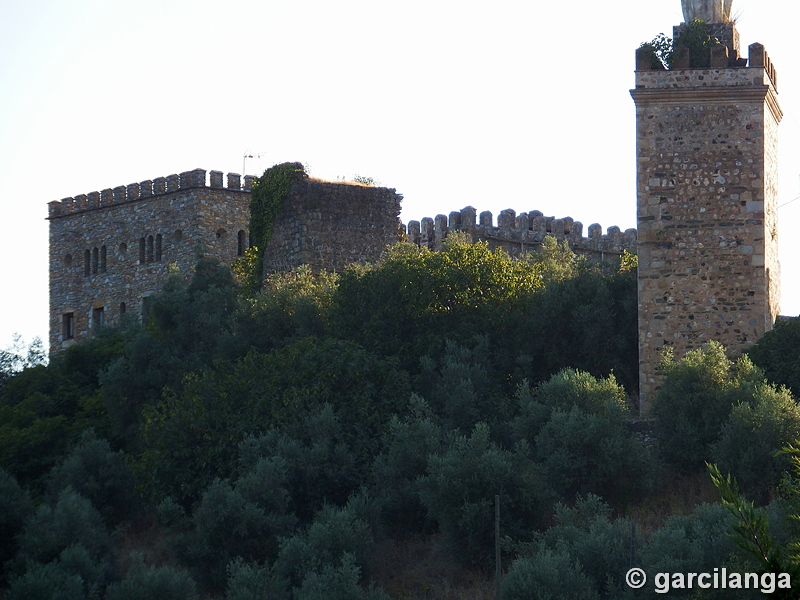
top-left (46, 167), bottom-right (635, 356)
top-left (47, 13), bottom-right (783, 416)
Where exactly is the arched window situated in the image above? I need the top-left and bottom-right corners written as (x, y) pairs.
top-left (237, 230), bottom-right (246, 256)
top-left (120, 302), bottom-right (126, 316)
top-left (64, 253), bottom-right (73, 268)
top-left (139, 238), bottom-right (145, 264)
top-left (100, 246), bottom-right (107, 273)
top-left (92, 247), bottom-right (99, 274)
top-left (155, 234), bottom-right (162, 261)
top-left (84, 250), bottom-right (90, 276)
top-left (147, 235), bottom-right (154, 263)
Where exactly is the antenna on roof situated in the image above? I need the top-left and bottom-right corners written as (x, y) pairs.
top-left (242, 151), bottom-right (269, 177)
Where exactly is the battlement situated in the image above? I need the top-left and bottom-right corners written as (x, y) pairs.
top-left (47, 168), bottom-right (253, 218)
top-left (405, 207), bottom-right (637, 257)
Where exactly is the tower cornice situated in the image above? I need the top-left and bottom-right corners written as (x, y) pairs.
top-left (631, 82), bottom-right (782, 123)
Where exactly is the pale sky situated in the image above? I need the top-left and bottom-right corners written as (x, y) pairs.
top-left (2, 0), bottom-right (799, 350)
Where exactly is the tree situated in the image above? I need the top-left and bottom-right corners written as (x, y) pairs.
top-left (137, 339), bottom-right (407, 504)
top-left (331, 238), bottom-right (543, 373)
top-left (418, 423), bottom-right (550, 565)
top-left (652, 342), bottom-right (762, 470)
top-left (748, 317), bottom-right (800, 398)
top-left (714, 385), bottom-right (800, 504)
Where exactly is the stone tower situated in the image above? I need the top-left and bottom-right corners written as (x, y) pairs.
top-left (47, 169), bottom-right (252, 354)
top-left (632, 20), bottom-right (781, 413)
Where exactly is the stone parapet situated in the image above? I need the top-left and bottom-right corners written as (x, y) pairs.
top-left (47, 168), bottom-right (251, 219)
top-left (406, 207), bottom-right (636, 258)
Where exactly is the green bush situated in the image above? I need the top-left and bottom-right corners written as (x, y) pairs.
top-left (535, 406), bottom-right (654, 505)
top-left (748, 317), bottom-right (800, 398)
top-left (714, 384), bottom-right (800, 504)
top-left (100, 257), bottom-right (239, 445)
top-left (641, 503), bottom-right (740, 584)
top-left (138, 339), bottom-right (406, 505)
top-left (293, 553), bottom-right (390, 600)
top-left (6, 561), bottom-right (86, 600)
top-left (652, 342), bottom-right (762, 469)
top-left (418, 423), bottom-right (550, 565)
top-left (417, 337), bottom-right (510, 432)
top-left (503, 262), bottom-right (638, 394)
top-left (225, 558), bottom-right (289, 600)
top-left (231, 266), bottom-right (337, 352)
top-left (182, 478), bottom-right (291, 590)
top-left (275, 498), bottom-right (377, 590)
top-left (46, 429), bottom-right (138, 524)
top-left (0, 468), bottom-right (34, 582)
top-left (514, 369), bottom-right (630, 442)
top-left (372, 397), bottom-right (443, 534)
top-left (0, 334), bottom-right (121, 485)
top-left (237, 405), bottom-right (365, 522)
top-left (105, 553), bottom-right (198, 600)
top-left (536, 495), bottom-right (636, 596)
top-left (501, 549), bottom-right (600, 600)
top-left (331, 238), bottom-right (542, 373)
top-left (16, 488), bottom-right (110, 567)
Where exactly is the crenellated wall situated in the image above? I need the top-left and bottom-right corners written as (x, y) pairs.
top-left (48, 167), bottom-right (631, 355)
top-left (405, 206), bottom-right (637, 258)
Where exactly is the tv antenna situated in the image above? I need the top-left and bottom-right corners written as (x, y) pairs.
top-left (242, 151), bottom-right (269, 176)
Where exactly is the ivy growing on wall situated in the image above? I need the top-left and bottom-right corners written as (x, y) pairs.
top-left (239, 162), bottom-right (306, 293)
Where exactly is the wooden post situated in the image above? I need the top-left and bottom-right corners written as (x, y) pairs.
top-left (495, 494), bottom-right (501, 599)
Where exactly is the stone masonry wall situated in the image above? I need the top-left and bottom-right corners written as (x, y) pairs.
top-left (632, 31), bottom-right (782, 414)
top-left (261, 176), bottom-right (403, 273)
top-left (405, 207), bottom-right (637, 259)
top-left (47, 169), bottom-right (252, 354)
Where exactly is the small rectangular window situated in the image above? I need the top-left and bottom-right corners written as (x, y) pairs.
top-left (141, 296), bottom-right (152, 318)
top-left (92, 306), bottom-right (105, 329)
top-left (62, 313), bottom-right (74, 339)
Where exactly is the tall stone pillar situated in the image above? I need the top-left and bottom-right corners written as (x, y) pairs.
top-left (631, 23), bottom-right (781, 414)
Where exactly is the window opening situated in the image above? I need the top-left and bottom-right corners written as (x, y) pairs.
top-left (62, 313), bottom-right (74, 339)
top-left (92, 306), bottom-right (105, 329)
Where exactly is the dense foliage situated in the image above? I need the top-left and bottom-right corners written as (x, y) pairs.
top-left (2, 235), bottom-right (799, 598)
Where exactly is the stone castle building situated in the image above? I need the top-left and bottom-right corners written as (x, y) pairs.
top-left (49, 11), bottom-right (783, 416)
top-left (633, 21), bottom-right (781, 412)
top-left (47, 166), bottom-right (634, 355)
top-left (46, 168), bottom-right (405, 354)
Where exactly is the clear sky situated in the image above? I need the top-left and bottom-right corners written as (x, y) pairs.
top-left (2, 0), bottom-right (799, 349)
